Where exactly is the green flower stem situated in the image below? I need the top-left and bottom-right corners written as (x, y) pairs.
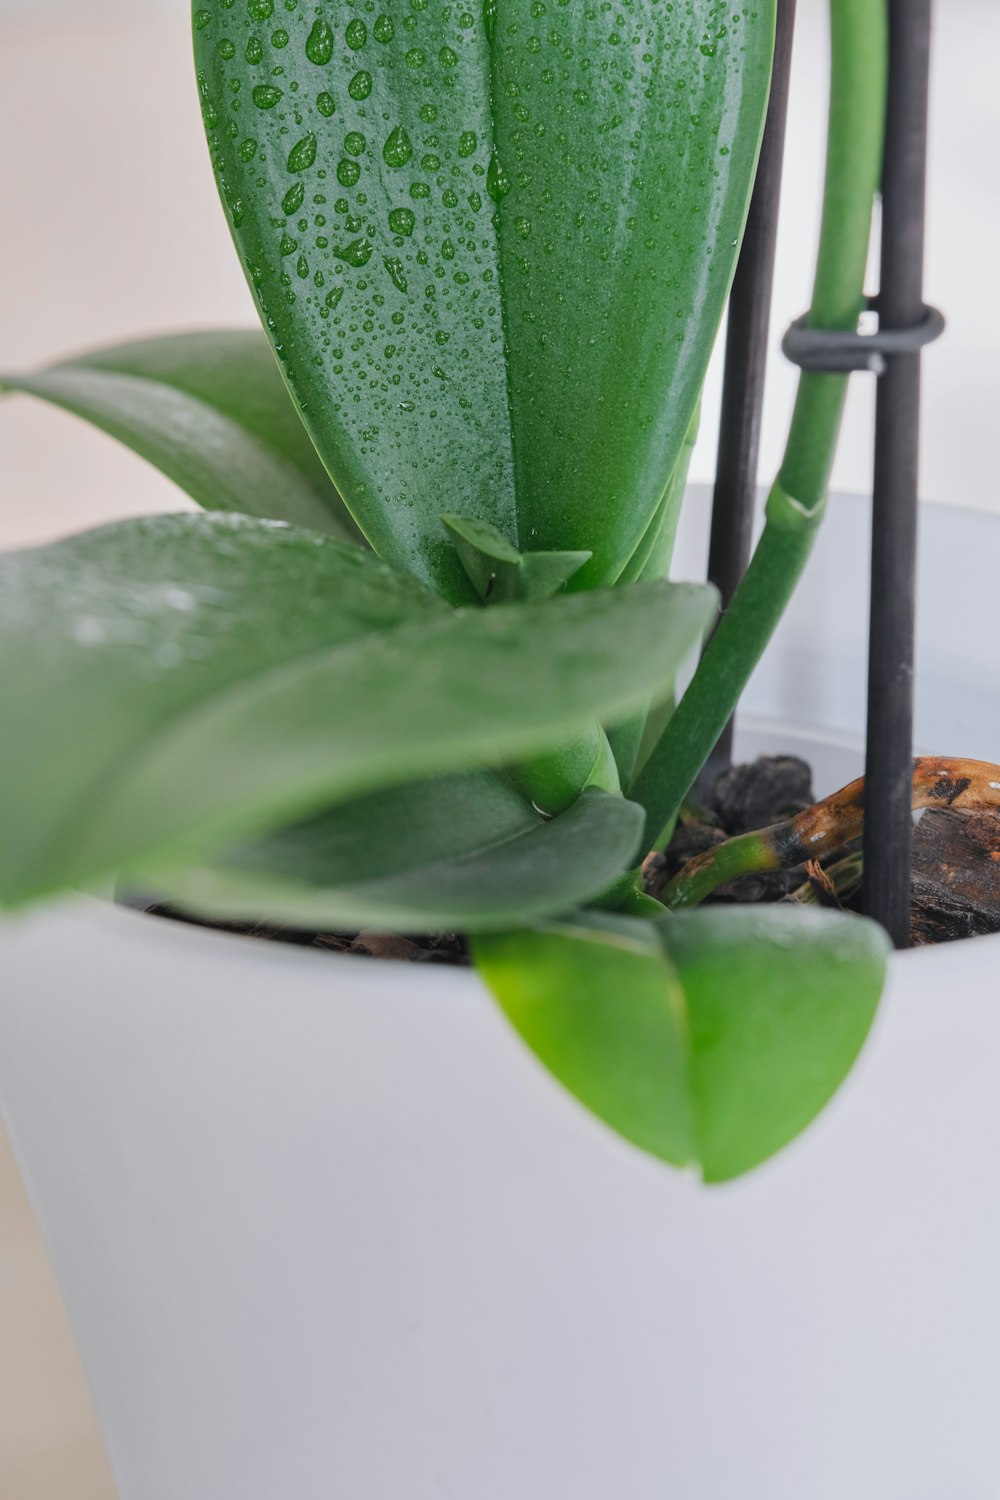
top-left (631, 0), bottom-right (888, 853)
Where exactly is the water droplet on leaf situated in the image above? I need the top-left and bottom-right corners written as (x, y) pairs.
top-left (252, 83), bottom-right (283, 108)
top-left (383, 255), bottom-right (408, 292)
top-left (287, 133), bottom-right (317, 171)
top-left (388, 205), bottom-right (415, 235)
top-left (282, 180), bottom-right (305, 214)
top-left (383, 124), bottom-right (413, 167)
top-left (305, 17), bottom-right (335, 63)
top-left (486, 151), bottom-right (511, 201)
top-left (334, 236), bottom-right (374, 266)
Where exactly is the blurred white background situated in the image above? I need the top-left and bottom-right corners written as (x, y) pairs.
top-left (0, 2), bottom-right (996, 1497)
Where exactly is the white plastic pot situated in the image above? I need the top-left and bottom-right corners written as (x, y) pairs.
top-left (2, 492), bottom-right (999, 1499)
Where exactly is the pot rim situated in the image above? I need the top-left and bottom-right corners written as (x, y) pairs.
top-left (28, 846), bottom-right (1000, 989)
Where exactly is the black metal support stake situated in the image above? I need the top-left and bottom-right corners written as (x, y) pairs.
top-left (862, 0), bottom-right (934, 948)
top-left (704, 0), bottom-right (797, 774)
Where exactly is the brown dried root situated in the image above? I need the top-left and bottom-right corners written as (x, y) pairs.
top-left (663, 757), bottom-right (1000, 910)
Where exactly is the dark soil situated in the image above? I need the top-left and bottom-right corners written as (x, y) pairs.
top-left (143, 755), bottom-right (1000, 958)
top-left (143, 903), bottom-right (470, 966)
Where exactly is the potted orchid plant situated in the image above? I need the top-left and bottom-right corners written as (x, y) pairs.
top-left (3, 1), bottom-right (996, 1494)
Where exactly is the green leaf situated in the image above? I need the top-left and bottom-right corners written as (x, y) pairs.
top-left (148, 782), bottom-right (644, 933)
top-left (0, 511), bottom-right (443, 905)
top-left (1, 331), bottom-right (364, 543)
top-left (477, 912), bottom-right (696, 1161)
top-left (193, 1), bottom-right (776, 599)
top-left (474, 906), bottom-right (889, 1180)
top-left (0, 513), bottom-right (715, 903)
top-left (441, 514), bottom-right (590, 602)
top-left (660, 907), bottom-right (888, 1180)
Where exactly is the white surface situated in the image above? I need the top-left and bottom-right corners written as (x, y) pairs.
top-left (1, 2), bottom-right (998, 553)
top-left (4, 895), bottom-right (1000, 1500)
top-left (3, 496), bottom-right (1000, 1499)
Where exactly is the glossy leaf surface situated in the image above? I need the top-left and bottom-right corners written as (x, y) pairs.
top-left (151, 782), bottom-right (644, 932)
top-left (194, 0), bottom-right (775, 599)
top-left (1, 331), bottom-right (364, 541)
top-left (475, 906), bottom-right (889, 1180)
top-left (0, 513), bottom-right (714, 902)
top-left (0, 511), bottom-right (440, 904)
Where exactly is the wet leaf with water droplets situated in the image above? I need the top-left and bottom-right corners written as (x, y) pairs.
top-left (194, 0), bottom-right (776, 600)
top-left (0, 511), bottom-right (438, 903)
top-left (1, 523), bottom-right (715, 907)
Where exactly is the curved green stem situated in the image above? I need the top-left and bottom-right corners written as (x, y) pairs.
top-left (631, 0), bottom-right (888, 852)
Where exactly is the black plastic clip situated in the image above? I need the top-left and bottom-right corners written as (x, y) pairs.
top-left (781, 296), bottom-right (945, 376)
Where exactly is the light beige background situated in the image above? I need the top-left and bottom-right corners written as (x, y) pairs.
top-left (0, 2), bottom-right (996, 1496)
